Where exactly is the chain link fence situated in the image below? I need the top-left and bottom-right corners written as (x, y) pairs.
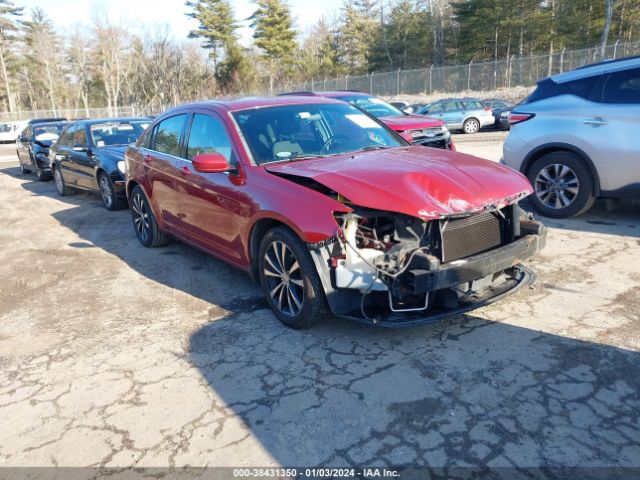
top-left (0, 106), bottom-right (137, 123)
top-left (275, 40), bottom-right (640, 99)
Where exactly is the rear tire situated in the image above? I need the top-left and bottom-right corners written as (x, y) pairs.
top-left (462, 118), bottom-right (480, 134)
top-left (258, 227), bottom-right (327, 329)
top-left (130, 185), bottom-right (170, 247)
top-left (53, 165), bottom-right (75, 196)
top-left (527, 152), bottom-right (596, 218)
top-left (20, 162), bottom-right (31, 174)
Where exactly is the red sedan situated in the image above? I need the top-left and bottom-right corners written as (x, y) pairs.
top-left (125, 96), bottom-right (545, 328)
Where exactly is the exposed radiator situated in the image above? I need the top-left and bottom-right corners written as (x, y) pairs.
top-left (440, 212), bottom-right (502, 263)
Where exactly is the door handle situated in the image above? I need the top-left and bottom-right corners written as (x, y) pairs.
top-left (180, 165), bottom-right (192, 176)
top-left (584, 117), bottom-right (608, 126)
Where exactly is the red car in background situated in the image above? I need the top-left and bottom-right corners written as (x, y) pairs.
top-left (280, 91), bottom-right (455, 150)
top-left (125, 96), bottom-right (545, 329)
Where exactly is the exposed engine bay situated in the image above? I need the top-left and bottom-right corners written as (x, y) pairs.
top-left (308, 202), bottom-right (546, 326)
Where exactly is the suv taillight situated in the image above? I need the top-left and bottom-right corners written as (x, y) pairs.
top-left (509, 112), bottom-right (535, 125)
top-left (484, 107), bottom-right (492, 112)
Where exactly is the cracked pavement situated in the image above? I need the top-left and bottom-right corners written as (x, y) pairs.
top-left (0, 142), bottom-right (639, 474)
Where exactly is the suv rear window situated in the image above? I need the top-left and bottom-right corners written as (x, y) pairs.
top-left (524, 76), bottom-right (600, 104)
top-left (602, 68), bottom-right (640, 104)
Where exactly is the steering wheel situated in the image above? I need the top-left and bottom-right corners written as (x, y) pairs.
top-left (320, 135), bottom-right (350, 153)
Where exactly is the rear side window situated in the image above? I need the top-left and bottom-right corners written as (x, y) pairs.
top-left (602, 68), bottom-right (640, 104)
top-left (525, 76), bottom-right (600, 104)
top-left (186, 113), bottom-right (233, 161)
top-left (153, 114), bottom-right (187, 157)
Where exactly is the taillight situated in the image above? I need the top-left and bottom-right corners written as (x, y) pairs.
top-left (484, 107), bottom-right (492, 112)
top-left (509, 112), bottom-right (535, 125)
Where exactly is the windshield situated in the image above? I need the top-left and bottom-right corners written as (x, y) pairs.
top-left (33, 124), bottom-right (66, 138)
top-left (232, 103), bottom-right (404, 165)
top-left (334, 95), bottom-right (404, 118)
top-left (90, 121), bottom-right (146, 147)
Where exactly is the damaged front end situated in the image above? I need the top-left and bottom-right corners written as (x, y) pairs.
top-left (308, 203), bottom-right (546, 327)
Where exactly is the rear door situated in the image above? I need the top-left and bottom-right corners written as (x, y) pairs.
top-left (16, 127), bottom-right (31, 165)
top-left (68, 124), bottom-right (96, 189)
top-left (143, 113), bottom-right (188, 231)
top-left (54, 125), bottom-right (81, 185)
top-left (442, 101), bottom-right (464, 128)
top-left (573, 67), bottom-right (640, 193)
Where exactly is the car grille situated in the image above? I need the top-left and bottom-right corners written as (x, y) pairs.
top-left (440, 212), bottom-right (502, 263)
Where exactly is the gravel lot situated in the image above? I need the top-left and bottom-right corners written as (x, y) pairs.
top-left (0, 136), bottom-right (639, 475)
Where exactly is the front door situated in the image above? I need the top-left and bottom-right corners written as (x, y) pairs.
top-left (176, 111), bottom-right (249, 265)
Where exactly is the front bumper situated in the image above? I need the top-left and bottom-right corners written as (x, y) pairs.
top-left (407, 228), bottom-right (544, 294)
top-left (313, 220), bottom-right (546, 327)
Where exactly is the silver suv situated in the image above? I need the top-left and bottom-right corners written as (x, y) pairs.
top-left (503, 56), bottom-right (640, 218)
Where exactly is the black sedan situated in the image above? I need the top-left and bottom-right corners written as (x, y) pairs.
top-left (483, 99), bottom-right (514, 130)
top-left (17, 121), bottom-right (69, 180)
top-left (50, 117), bottom-right (151, 210)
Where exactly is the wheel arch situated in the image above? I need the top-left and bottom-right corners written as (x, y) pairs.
top-left (247, 217), bottom-right (302, 283)
top-left (521, 143), bottom-right (601, 196)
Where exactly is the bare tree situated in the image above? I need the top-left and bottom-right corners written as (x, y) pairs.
top-left (601, 0), bottom-right (617, 57)
top-left (92, 17), bottom-right (132, 116)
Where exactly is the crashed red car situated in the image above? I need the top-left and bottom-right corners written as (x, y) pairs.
top-left (280, 91), bottom-right (455, 150)
top-left (125, 96), bottom-right (546, 329)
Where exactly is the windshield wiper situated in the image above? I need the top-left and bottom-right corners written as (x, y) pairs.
top-left (354, 145), bottom-right (392, 153)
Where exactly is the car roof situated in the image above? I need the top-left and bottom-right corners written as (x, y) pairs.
top-left (278, 90), bottom-right (370, 98)
top-left (551, 55), bottom-right (640, 84)
top-left (164, 96), bottom-right (345, 114)
top-left (28, 117), bottom-right (67, 124)
top-left (31, 121), bottom-right (69, 128)
top-left (74, 117), bottom-right (150, 126)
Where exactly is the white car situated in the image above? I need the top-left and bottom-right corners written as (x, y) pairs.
top-left (0, 121), bottom-right (26, 143)
top-left (503, 56), bottom-right (640, 218)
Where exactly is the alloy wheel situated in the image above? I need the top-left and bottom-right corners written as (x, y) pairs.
top-left (99, 175), bottom-right (113, 208)
top-left (263, 240), bottom-right (304, 317)
top-left (534, 163), bottom-right (580, 209)
top-left (54, 168), bottom-right (64, 194)
top-left (131, 192), bottom-right (150, 242)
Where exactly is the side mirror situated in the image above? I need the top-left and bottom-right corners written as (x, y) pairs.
top-left (73, 145), bottom-right (90, 152)
top-left (192, 153), bottom-right (230, 173)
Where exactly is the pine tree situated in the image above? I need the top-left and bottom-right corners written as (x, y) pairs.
top-left (185, 0), bottom-right (238, 74)
top-left (0, 0), bottom-right (22, 112)
top-left (337, 0), bottom-right (379, 73)
top-left (250, 0), bottom-right (297, 93)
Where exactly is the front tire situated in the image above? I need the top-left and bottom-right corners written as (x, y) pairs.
top-left (462, 118), bottom-right (480, 134)
top-left (527, 152), bottom-right (596, 218)
top-left (258, 227), bottom-right (327, 329)
top-left (98, 172), bottom-right (127, 211)
top-left (20, 162), bottom-right (31, 174)
top-left (130, 185), bottom-right (170, 247)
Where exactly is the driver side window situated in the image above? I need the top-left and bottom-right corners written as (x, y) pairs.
top-left (186, 113), bottom-right (234, 162)
top-left (72, 125), bottom-right (87, 147)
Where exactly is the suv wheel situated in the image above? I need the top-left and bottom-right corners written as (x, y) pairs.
top-left (130, 185), bottom-right (170, 247)
top-left (527, 152), bottom-right (596, 218)
top-left (258, 227), bottom-right (327, 329)
top-left (20, 162), bottom-right (31, 174)
top-left (462, 118), bottom-right (480, 134)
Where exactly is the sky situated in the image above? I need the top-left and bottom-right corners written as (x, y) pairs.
top-left (16, 0), bottom-right (343, 46)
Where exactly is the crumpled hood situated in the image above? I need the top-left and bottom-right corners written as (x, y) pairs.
top-left (379, 114), bottom-right (444, 131)
top-left (265, 146), bottom-right (533, 219)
